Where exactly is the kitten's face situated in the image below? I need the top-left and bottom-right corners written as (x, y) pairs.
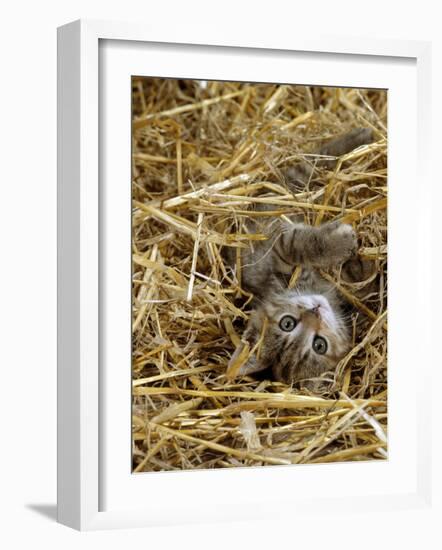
top-left (242, 292), bottom-right (350, 385)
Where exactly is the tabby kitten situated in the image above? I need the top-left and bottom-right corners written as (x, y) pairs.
top-left (228, 128), bottom-right (374, 387)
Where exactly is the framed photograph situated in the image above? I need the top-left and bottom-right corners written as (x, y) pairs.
top-left (57, 19), bottom-right (432, 530)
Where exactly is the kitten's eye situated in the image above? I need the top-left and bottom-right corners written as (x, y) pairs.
top-left (279, 315), bottom-right (297, 332)
top-left (312, 336), bottom-right (328, 355)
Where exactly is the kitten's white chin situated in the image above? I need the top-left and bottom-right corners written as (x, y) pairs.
top-left (290, 294), bottom-right (336, 328)
top-left (290, 293), bottom-right (331, 311)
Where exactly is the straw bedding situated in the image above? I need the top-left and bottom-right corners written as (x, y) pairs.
top-left (131, 78), bottom-right (387, 472)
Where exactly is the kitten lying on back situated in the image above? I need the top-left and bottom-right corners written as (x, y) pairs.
top-left (227, 128), bottom-right (374, 388)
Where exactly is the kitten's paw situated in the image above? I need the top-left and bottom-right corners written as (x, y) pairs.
top-left (342, 256), bottom-right (375, 282)
top-left (322, 222), bottom-right (357, 264)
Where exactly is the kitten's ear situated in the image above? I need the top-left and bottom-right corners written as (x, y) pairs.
top-left (226, 310), bottom-right (268, 379)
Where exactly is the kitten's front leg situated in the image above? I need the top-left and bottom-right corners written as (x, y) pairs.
top-left (277, 221), bottom-right (357, 268)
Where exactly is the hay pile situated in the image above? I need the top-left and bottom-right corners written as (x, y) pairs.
top-left (131, 78), bottom-right (388, 472)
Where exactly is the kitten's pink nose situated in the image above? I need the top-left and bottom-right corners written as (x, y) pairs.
top-left (310, 305), bottom-right (321, 318)
top-left (301, 307), bottom-right (321, 329)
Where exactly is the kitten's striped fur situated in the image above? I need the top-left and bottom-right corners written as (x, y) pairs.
top-left (228, 128), bottom-right (374, 388)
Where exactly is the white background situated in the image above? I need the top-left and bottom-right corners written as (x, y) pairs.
top-left (0, 1), bottom-right (441, 548)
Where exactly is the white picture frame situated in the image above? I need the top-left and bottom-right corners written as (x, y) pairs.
top-left (57, 19), bottom-right (433, 531)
